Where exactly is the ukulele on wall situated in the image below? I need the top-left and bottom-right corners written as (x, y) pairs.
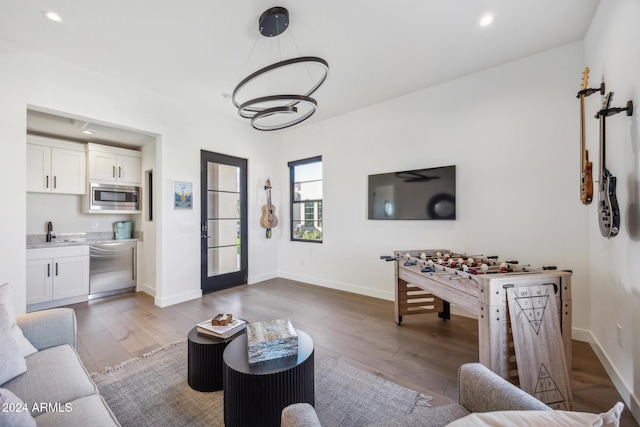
top-left (578, 67), bottom-right (594, 204)
top-left (596, 92), bottom-right (620, 238)
top-left (260, 178), bottom-right (278, 238)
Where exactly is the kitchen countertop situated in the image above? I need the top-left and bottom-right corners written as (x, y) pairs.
top-left (27, 232), bottom-right (141, 249)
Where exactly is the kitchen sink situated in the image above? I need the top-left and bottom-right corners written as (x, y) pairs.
top-left (50, 239), bottom-right (86, 243)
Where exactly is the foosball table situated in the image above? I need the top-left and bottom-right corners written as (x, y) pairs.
top-left (386, 249), bottom-right (572, 397)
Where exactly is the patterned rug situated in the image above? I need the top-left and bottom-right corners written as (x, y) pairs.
top-left (91, 339), bottom-right (432, 427)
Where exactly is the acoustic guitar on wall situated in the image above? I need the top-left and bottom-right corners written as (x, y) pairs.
top-left (596, 92), bottom-right (620, 238)
top-left (260, 178), bottom-right (278, 238)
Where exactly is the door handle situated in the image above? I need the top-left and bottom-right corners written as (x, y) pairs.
top-left (55, 262), bottom-right (59, 276)
top-left (53, 176), bottom-right (57, 189)
top-left (119, 167), bottom-right (122, 178)
top-left (201, 235), bottom-right (210, 239)
top-left (113, 166), bottom-right (116, 178)
top-left (47, 263), bottom-right (50, 277)
top-left (46, 175), bottom-right (49, 188)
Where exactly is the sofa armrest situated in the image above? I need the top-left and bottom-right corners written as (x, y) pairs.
top-left (16, 308), bottom-right (77, 350)
top-left (281, 403), bottom-right (322, 427)
top-left (458, 363), bottom-right (551, 413)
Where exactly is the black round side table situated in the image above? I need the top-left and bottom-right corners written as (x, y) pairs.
top-left (223, 328), bottom-right (314, 427)
top-left (187, 326), bottom-right (246, 392)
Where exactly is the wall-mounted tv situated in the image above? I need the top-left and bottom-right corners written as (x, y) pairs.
top-left (368, 165), bottom-right (456, 220)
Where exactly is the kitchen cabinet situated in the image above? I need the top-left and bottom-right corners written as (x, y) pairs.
top-left (87, 143), bottom-right (141, 185)
top-left (26, 136), bottom-right (86, 194)
top-left (26, 246), bottom-right (90, 309)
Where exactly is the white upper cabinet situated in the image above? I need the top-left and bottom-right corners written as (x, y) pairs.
top-left (87, 143), bottom-right (141, 185)
top-left (26, 135), bottom-right (86, 194)
top-left (88, 150), bottom-right (118, 182)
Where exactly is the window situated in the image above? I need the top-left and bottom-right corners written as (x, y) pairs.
top-left (288, 156), bottom-right (322, 242)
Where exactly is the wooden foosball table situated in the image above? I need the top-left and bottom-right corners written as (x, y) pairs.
top-left (387, 249), bottom-right (573, 408)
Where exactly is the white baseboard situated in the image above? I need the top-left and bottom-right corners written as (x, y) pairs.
top-left (138, 283), bottom-right (156, 297)
top-left (278, 271), bottom-right (394, 301)
top-left (154, 289), bottom-right (201, 307)
top-left (248, 271), bottom-right (278, 285)
top-left (570, 327), bottom-right (591, 343)
top-left (587, 331), bottom-right (640, 423)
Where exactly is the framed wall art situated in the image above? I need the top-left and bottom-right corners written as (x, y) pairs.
top-left (173, 180), bottom-right (193, 210)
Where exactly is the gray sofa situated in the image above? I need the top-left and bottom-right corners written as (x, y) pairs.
top-left (1, 308), bottom-right (121, 427)
top-left (281, 362), bottom-right (551, 427)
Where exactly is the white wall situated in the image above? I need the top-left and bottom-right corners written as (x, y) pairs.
top-left (584, 0), bottom-right (640, 418)
top-left (0, 38), bottom-right (280, 313)
top-left (26, 193), bottom-right (135, 235)
top-left (277, 42), bottom-right (591, 331)
top-left (139, 140), bottom-right (157, 295)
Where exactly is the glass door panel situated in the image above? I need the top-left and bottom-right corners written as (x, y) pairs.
top-left (201, 151), bottom-right (247, 293)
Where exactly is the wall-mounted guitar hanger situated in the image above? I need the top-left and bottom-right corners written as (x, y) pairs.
top-left (596, 99), bottom-right (633, 118)
top-left (577, 81), bottom-right (605, 98)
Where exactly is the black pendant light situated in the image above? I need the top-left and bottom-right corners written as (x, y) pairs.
top-left (232, 7), bottom-right (329, 131)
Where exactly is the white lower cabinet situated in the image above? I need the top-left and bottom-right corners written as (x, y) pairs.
top-left (26, 246), bottom-right (90, 308)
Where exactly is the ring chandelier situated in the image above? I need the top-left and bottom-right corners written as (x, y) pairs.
top-left (231, 7), bottom-right (329, 131)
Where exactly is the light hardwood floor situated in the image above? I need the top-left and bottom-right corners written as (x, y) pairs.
top-left (66, 278), bottom-right (638, 426)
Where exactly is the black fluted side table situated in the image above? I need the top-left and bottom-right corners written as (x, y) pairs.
top-left (223, 328), bottom-right (314, 427)
top-left (187, 326), bottom-right (246, 392)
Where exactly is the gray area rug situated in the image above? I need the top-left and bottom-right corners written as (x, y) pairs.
top-left (91, 339), bottom-right (432, 427)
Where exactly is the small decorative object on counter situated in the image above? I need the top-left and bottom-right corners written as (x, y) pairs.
top-left (212, 313), bottom-right (233, 326)
top-left (114, 221), bottom-right (132, 239)
top-left (246, 318), bottom-right (298, 364)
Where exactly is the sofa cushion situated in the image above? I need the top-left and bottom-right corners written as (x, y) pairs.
top-left (0, 283), bottom-right (38, 357)
top-left (366, 404), bottom-right (471, 427)
top-left (2, 344), bottom-right (98, 416)
top-left (0, 388), bottom-right (37, 427)
top-left (446, 401), bottom-right (624, 427)
top-left (0, 303), bottom-right (27, 384)
top-left (33, 394), bottom-right (121, 427)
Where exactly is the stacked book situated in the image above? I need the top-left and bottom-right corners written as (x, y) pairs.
top-left (197, 317), bottom-right (247, 339)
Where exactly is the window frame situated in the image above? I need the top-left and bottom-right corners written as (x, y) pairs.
top-left (288, 156), bottom-right (323, 243)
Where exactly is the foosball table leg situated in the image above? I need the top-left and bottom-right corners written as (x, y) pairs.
top-left (438, 301), bottom-right (451, 321)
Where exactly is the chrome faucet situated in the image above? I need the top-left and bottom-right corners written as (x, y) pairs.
top-left (46, 221), bottom-right (54, 242)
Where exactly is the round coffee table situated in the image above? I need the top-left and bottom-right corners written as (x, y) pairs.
top-left (223, 328), bottom-right (314, 427)
top-left (187, 326), bottom-right (246, 392)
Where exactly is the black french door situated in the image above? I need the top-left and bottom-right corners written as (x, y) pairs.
top-left (200, 150), bottom-right (248, 294)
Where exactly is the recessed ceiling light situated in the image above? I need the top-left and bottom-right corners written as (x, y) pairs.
top-left (43, 11), bottom-right (63, 22)
top-left (480, 15), bottom-right (493, 27)
top-left (82, 130), bottom-right (93, 135)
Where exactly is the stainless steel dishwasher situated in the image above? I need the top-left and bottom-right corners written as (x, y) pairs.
top-left (89, 241), bottom-right (136, 299)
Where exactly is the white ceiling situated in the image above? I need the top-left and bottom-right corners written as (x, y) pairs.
top-left (2, 0), bottom-right (600, 138)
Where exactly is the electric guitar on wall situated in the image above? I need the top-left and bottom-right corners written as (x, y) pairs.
top-left (596, 92), bottom-right (620, 238)
top-left (260, 178), bottom-right (278, 238)
top-left (579, 67), bottom-right (594, 204)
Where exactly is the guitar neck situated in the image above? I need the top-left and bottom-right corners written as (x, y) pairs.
top-left (599, 92), bottom-right (613, 176)
top-left (580, 95), bottom-right (587, 166)
top-left (599, 113), bottom-right (605, 176)
top-left (265, 179), bottom-right (272, 206)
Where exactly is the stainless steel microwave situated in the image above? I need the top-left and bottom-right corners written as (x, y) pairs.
top-left (87, 182), bottom-right (140, 213)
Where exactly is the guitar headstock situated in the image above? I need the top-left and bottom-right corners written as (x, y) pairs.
top-left (582, 67), bottom-right (589, 90)
top-left (265, 178), bottom-right (272, 190)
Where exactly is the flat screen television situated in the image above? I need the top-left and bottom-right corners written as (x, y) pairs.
top-left (368, 165), bottom-right (456, 220)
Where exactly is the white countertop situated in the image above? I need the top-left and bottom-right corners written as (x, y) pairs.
top-left (27, 232), bottom-right (141, 249)
top-left (27, 238), bottom-right (140, 250)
